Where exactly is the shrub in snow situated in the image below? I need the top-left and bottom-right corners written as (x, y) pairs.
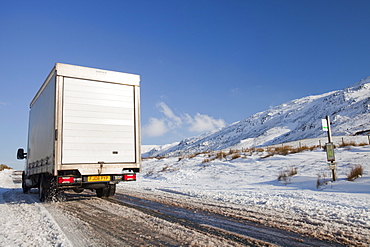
top-left (215, 151), bottom-right (227, 160)
top-left (262, 145), bottom-right (318, 159)
top-left (316, 172), bottom-right (331, 189)
top-left (278, 167), bottom-right (298, 185)
top-left (0, 164), bottom-right (12, 171)
top-left (231, 153), bottom-right (241, 160)
top-left (347, 164), bottom-right (363, 181)
top-left (202, 158), bottom-right (211, 163)
top-left (228, 149), bottom-right (238, 155)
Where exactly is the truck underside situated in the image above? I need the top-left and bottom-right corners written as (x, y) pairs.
top-left (22, 169), bottom-right (139, 202)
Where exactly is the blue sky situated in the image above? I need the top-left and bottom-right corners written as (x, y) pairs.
top-left (1, 0), bottom-right (370, 170)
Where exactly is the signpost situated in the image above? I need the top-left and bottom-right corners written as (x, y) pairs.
top-left (326, 142), bottom-right (335, 161)
top-left (322, 116), bottom-right (337, 181)
top-left (321, 119), bottom-right (328, 131)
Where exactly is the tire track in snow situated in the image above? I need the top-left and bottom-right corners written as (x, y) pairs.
top-left (109, 192), bottom-right (344, 247)
top-left (51, 192), bottom-right (247, 246)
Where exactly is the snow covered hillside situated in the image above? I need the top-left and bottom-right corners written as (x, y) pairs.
top-left (144, 76), bottom-right (370, 158)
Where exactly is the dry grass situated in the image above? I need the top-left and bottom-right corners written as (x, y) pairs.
top-left (358, 142), bottom-right (368, 146)
top-left (142, 157), bottom-right (157, 160)
top-left (231, 153), bottom-right (241, 160)
top-left (262, 145), bottom-right (320, 159)
top-left (202, 158), bottom-right (211, 163)
top-left (188, 152), bottom-right (201, 159)
top-left (160, 165), bottom-right (179, 173)
top-left (347, 164), bottom-right (363, 181)
top-left (228, 149), bottom-right (238, 155)
top-left (316, 173), bottom-right (331, 189)
top-left (144, 138), bottom-right (366, 161)
top-left (263, 146), bottom-right (292, 158)
top-left (278, 167), bottom-right (298, 185)
top-left (338, 140), bottom-right (369, 148)
top-left (295, 145), bottom-right (317, 153)
top-left (215, 151), bottom-right (227, 160)
top-left (0, 164), bottom-right (12, 171)
top-left (338, 141), bottom-right (357, 148)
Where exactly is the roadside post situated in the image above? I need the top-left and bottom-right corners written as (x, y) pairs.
top-left (322, 116), bottom-right (337, 181)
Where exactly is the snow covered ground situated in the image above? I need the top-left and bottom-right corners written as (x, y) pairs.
top-left (0, 144), bottom-right (369, 245)
top-left (0, 169), bottom-right (71, 246)
top-left (131, 144), bottom-right (370, 245)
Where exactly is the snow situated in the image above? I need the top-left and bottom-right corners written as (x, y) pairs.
top-left (143, 76), bottom-right (370, 158)
top-left (130, 144), bottom-right (370, 244)
top-left (1, 145), bottom-right (369, 245)
top-left (0, 169), bottom-right (72, 246)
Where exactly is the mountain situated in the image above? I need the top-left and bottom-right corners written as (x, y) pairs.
top-left (144, 77), bottom-right (370, 158)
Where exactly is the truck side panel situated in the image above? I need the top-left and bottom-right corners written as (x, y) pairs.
top-left (27, 74), bottom-right (56, 175)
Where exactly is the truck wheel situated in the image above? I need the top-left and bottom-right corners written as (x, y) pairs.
top-left (96, 187), bottom-right (109, 198)
top-left (39, 175), bottom-right (47, 202)
top-left (73, 187), bottom-right (84, 193)
top-left (107, 184), bottom-right (116, 197)
top-left (96, 184), bottom-right (116, 198)
top-left (22, 172), bottom-right (30, 194)
top-left (48, 177), bottom-right (59, 201)
top-left (39, 175), bottom-right (53, 202)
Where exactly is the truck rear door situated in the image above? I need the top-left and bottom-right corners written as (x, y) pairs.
top-left (62, 77), bottom-right (136, 164)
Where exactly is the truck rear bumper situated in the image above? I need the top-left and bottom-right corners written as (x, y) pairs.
top-left (57, 173), bottom-right (136, 189)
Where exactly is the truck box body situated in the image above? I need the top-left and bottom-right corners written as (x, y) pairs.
top-left (20, 63), bottom-right (140, 200)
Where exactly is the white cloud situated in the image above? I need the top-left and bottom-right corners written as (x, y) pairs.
top-left (143, 102), bottom-right (227, 139)
top-left (186, 113), bottom-right (226, 133)
top-left (142, 118), bottom-right (168, 137)
top-left (157, 102), bottom-right (182, 127)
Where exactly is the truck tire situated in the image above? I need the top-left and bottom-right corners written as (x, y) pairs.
top-left (107, 184), bottom-right (116, 197)
top-left (96, 184), bottom-right (116, 198)
top-left (39, 175), bottom-right (55, 202)
top-left (96, 186), bottom-right (109, 198)
top-left (22, 172), bottom-right (30, 194)
top-left (39, 175), bottom-right (47, 202)
top-left (73, 187), bottom-right (84, 193)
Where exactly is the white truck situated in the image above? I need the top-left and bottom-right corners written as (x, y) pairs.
top-left (17, 63), bottom-right (141, 201)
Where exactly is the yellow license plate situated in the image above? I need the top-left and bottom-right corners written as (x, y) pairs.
top-left (88, 175), bottom-right (111, 182)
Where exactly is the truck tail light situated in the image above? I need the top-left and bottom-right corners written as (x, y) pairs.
top-left (58, 176), bottom-right (75, 184)
top-left (123, 174), bottom-right (136, 181)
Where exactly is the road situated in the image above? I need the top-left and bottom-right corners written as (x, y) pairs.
top-left (47, 190), bottom-right (344, 247)
top-left (4, 173), bottom-right (348, 246)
